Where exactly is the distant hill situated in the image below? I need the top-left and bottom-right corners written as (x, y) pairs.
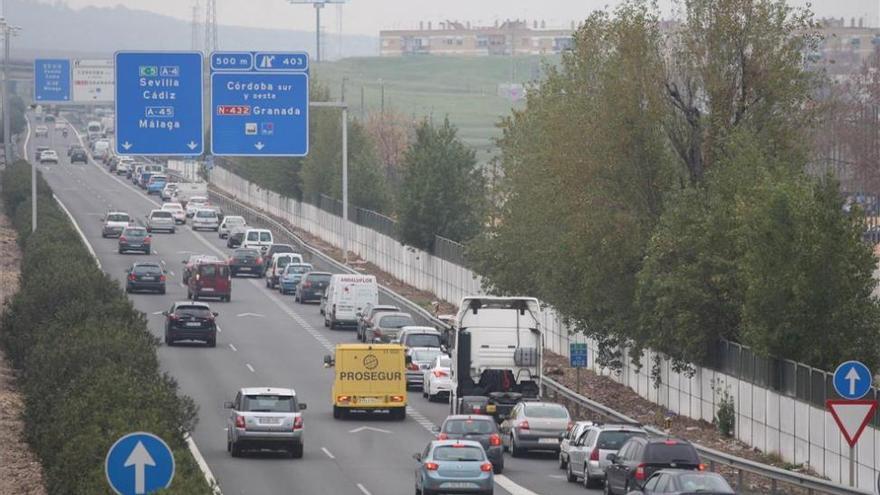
top-left (8, 0), bottom-right (378, 60)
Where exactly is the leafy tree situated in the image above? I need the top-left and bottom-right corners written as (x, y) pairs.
top-left (398, 118), bottom-right (486, 250)
top-left (364, 109), bottom-right (414, 188)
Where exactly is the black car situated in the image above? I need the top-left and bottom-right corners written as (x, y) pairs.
top-left (436, 415), bottom-right (504, 474)
top-left (605, 437), bottom-right (703, 495)
top-left (125, 262), bottom-right (166, 294)
top-left (67, 144), bottom-right (82, 157)
top-left (70, 148), bottom-right (88, 164)
top-left (262, 243), bottom-right (296, 275)
top-left (118, 227), bottom-right (151, 254)
top-left (226, 227), bottom-right (246, 248)
top-left (295, 271), bottom-right (331, 303)
top-left (629, 470), bottom-right (734, 495)
top-left (228, 248), bottom-right (264, 277)
top-left (163, 301), bottom-right (218, 347)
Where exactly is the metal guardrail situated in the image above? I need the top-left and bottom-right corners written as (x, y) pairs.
top-left (207, 184), bottom-right (870, 495)
top-left (543, 376), bottom-right (873, 495)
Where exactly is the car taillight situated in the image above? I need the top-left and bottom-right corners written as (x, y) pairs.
top-left (143, 237), bottom-right (151, 244)
top-left (433, 370), bottom-right (448, 378)
top-left (437, 433), bottom-right (448, 440)
top-left (293, 416), bottom-right (303, 430)
top-left (424, 462), bottom-right (439, 471)
top-left (168, 314), bottom-right (178, 320)
top-left (489, 433), bottom-right (501, 446)
top-left (567, 421), bottom-right (574, 431)
top-left (635, 463), bottom-right (647, 481)
top-left (256, 257), bottom-right (263, 264)
top-left (159, 274), bottom-right (166, 282)
top-left (119, 236), bottom-right (127, 242)
top-left (698, 463), bottom-right (707, 471)
top-left (128, 274), bottom-right (135, 281)
top-left (518, 421), bottom-right (530, 430)
top-left (304, 281), bottom-right (312, 288)
top-left (374, 328), bottom-right (382, 336)
top-left (407, 362), bottom-right (420, 371)
top-left (590, 447), bottom-right (600, 461)
top-left (480, 462), bottom-right (493, 472)
top-left (234, 416), bottom-right (245, 428)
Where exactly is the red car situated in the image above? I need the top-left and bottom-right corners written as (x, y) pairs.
top-left (187, 260), bottom-right (232, 302)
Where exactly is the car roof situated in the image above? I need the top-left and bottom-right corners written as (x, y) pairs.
top-left (245, 228), bottom-right (271, 233)
top-left (431, 439), bottom-right (483, 448)
top-left (522, 401), bottom-right (568, 409)
top-left (124, 225), bottom-right (146, 230)
top-left (132, 261), bottom-right (161, 267)
top-left (644, 437), bottom-right (692, 445)
top-left (377, 312), bottom-right (413, 319)
top-left (224, 215), bottom-right (245, 220)
top-left (400, 326), bottom-right (440, 334)
top-left (107, 211), bottom-right (129, 215)
top-left (240, 386), bottom-right (296, 396)
top-left (444, 414), bottom-right (495, 422)
top-left (272, 252), bottom-right (299, 259)
top-left (305, 271), bottom-right (332, 276)
top-left (371, 304), bottom-right (400, 311)
top-left (173, 301), bottom-right (210, 308)
top-left (593, 423), bottom-right (645, 431)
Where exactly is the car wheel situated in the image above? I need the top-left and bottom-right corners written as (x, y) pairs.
top-left (584, 466), bottom-right (599, 489)
top-left (329, 318), bottom-right (337, 330)
top-left (559, 453), bottom-right (567, 470)
top-left (164, 332), bottom-right (173, 346)
top-left (144, 249), bottom-right (150, 255)
top-left (323, 317), bottom-right (329, 328)
top-left (230, 440), bottom-right (242, 458)
top-left (118, 248), bottom-right (123, 254)
top-left (125, 285), bottom-right (131, 294)
top-left (511, 435), bottom-right (524, 458)
top-left (566, 462), bottom-right (577, 483)
top-left (187, 290), bottom-right (192, 299)
top-left (604, 478), bottom-right (613, 495)
top-left (159, 288), bottom-right (166, 295)
top-left (392, 407), bottom-right (406, 421)
top-left (207, 338), bottom-right (216, 348)
top-left (192, 293), bottom-right (199, 301)
top-left (289, 443), bottom-right (303, 459)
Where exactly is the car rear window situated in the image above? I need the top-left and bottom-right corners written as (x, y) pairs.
top-left (123, 228), bottom-right (146, 237)
top-left (443, 419), bottom-right (497, 435)
top-left (433, 446), bottom-right (485, 461)
top-left (285, 264), bottom-right (310, 274)
top-left (107, 214), bottom-right (129, 222)
top-left (133, 265), bottom-right (162, 274)
top-left (175, 306), bottom-right (211, 318)
top-left (644, 442), bottom-right (700, 464)
top-left (235, 249), bottom-right (260, 258)
top-left (242, 394), bottom-right (297, 413)
top-left (438, 357), bottom-right (452, 368)
top-left (406, 334), bottom-right (441, 348)
top-left (379, 315), bottom-right (414, 328)
top-left (412, 348), bottom-right (443, 362)
top-left (225, 217), bottom-right (245, 225)
top-left (260, 232), bottom-right (272, 242)
top-left (152, 211), bottom-right (172, 218)
top-left (196, 210), bottom-right (217, 218)
top-left (309, 274), bottom-right (332, 283)
top-left (524, 404), bottom-right (569, 419)
top-left (597, 431), bottom-right (645, 450)
top-left (247, 232), bottom-right (259, 241)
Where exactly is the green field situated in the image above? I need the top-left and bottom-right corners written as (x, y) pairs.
top-left (313, 55), bottom-right (558, 163)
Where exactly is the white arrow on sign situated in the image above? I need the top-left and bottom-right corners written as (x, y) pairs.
top-left (236, 312), bottom-right (265, 318)
top-left (349, 426), bottom-right (391, 434)
top-left (121, 141), bottom-right (132, 150)
top-left (254, 142), bottom-right (265, 151)
top-left (827, 400), bottom-right (878, 448)
top-left (845, 367), bottom-right (861, 396)
top-left (187, 141), bottom-right (198, 150)
top-left (124, 441), bottom-right (156, 495)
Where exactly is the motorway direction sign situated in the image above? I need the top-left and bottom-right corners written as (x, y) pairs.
top-left (827, 400), bottom-right (878, 448)
top-left (570, 342), bottom-right (588, 368)
top-left (105, 432), bottom-right (175, 495)
top-left (73, 59), bottom-right (114, 103)
top-left (210, 51), bottom-right (309, 156)
top-left (115, 51), bottom-right (203, 156)
top-left (34, 59), bottom-right (71, 102)
top-left (833, 360), bottom-right (872, 400)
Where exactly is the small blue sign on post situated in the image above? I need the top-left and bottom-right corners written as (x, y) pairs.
top-left (833, 360), bottom-right (872, 400)
top-left (105, 432), bottom-right (175, 495)
top-left (34, 59), bottom-right (71, 102)
top-left (210, 51), bottom-right (309, 157)
top-left (570, 342), bottom-right (588, 368)
top-left (115, 51), bottom-right (204, 156)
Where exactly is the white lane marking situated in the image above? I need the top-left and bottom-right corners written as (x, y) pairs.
top-left (169, 271), bottom-right (175, 276)
top-left (53, 194), bottom-right (101, 270)
top-left (228, 344), bottom-right (237, 352)
top-left (185, 433), bottom-right (223, 495)
top-left (356, 483), bottom-right (371, 495)
top-left (245, 363), bottom-right (255, 373)
top-left (494, 475), bottom-right (541, 495)
top-left (349, 426), bottom-right (391, 434)
top-left (152, 311), bottom-right (164, 315)
top-left (216, 325), bottom-right (222, 333)
top-left (321, 447), bottom-right (336, 459)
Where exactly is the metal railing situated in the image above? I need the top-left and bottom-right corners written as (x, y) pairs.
top-left (543, 376), bottom-right (873, 495)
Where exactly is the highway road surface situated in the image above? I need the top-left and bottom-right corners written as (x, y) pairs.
top-left (26, 113), bottom-right (597, 495)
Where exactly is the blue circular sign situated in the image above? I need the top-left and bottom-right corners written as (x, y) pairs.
top-left (105, 432), bottom-right (175, 495)
top-left (833, 361), bottom-right (873, 400)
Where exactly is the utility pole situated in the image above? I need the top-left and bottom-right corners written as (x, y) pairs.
top-left (309, 101), bottom-right (349, 263)
top-left (314, 2), bottom-right (323, 63)
top-left (190, 1), bottom-right (201, 52)
top-left (0, 17), bottom-right (23, 225)
top-left (379, 79), bottom-right (385, 114)
top-left (204, 0), bottom-right (218, 54)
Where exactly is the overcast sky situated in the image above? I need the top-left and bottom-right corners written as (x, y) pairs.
top-left (29, 0), bottom-right (880, 36)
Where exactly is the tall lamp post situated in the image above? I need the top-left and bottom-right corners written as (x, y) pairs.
top-left (288, 0), bottom-right (348, 63)
top-left (310, 101), bottom-right (349, 263)
top-left (1, 18), bottom-right (20, 168)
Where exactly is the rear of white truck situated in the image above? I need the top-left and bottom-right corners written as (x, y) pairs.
top-left (449, 296), bottom-right (543, 422)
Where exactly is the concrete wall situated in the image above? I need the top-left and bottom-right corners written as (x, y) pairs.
top-left (211, 166), bottom-right (879, 489)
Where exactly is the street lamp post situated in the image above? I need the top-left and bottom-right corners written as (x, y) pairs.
top-left (0, 18), bottom-right (24, 227)
top-left (309, 100), bottom-right (349, 263)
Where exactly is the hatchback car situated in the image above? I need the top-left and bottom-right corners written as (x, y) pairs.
top-left (125, 262), bottom-right (166, 294)
top-left (34, 125), bottom-right (49, 137)
top-left (413, 440), bottom-right (494, 495)
top-left (218, 215), bottom-right (246, 238)
top-left (398, 326), bottom-right (443, 348)
top-left (185, 196), bottom-right (210, 217)
top-left (225, 387), bottom-right (307, 458)
top-left (39, 149), bottom-right (59, 164)
top-left (163, 301), bottom-right (217, 346)
top-left (501, 402), bottom-right (571, 456)
top-left (146, 209), bottom-right (176, 233)
top-left (279, 263), bottom-right (313, 294)
top-left (368, 312), bottom-right (415, 343)
top-left (265, 252), bottom-right (304, 289)
top-left (227, 248), bottom-right (264, 277)
top-left (406, 347), bottom-right (445, 390)
top-left (294, 271), bottom-right (331, 303)
top-left (70, 148), bottom-right (88, 164)
top-left (227, 226), bottom-right (248, 248)
top-left (146, 175), bottom-right (168, 195)
top-left (160, 183), bottom-right (178, 201)
top-left (566, 423), bottom-right (647, 487)
top-left (423, 353), bottom-right (453, 402)
top-left (435, 415), bottom-right (504, 474)
top-left (357, 304), bottom-right (401, 342)
top-left (630, 470), bottom-right (734, 495)
top-left (34, 145), bottom-right (49, 161)
top-left (604, 437), bottom-right (703, 495)
top-left (192, 208), bottom-right (221, 231)
top-left (559, 420), bottom-right (595, 469)
top-left (118, 227), bottom-right (151, 254)
top-left (161, 202), bottom-right (187, 224)
top-left (101, 211), bottom-right (131, 238)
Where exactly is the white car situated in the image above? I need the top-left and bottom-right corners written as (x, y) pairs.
top-left (191, 208), bottom-right (220, 231)
top-left (218, 215), bottom-right (246, 239)
top-left (115, 160), bottom-right (131, 175)
top-left (186, 196), bottom-right (210, 217)
top-left (161, 183), bottom-right (179, 201)
top-left (422, 354), bottom-right (453, 402)
top-left (39, 149), bottom-right (59, 164)
top-left (34, 125), bottom-right (49, 137)
top-left (161, 202), bottom-right (187, 224)
top-left (146, 209), bottom-right (176, 233)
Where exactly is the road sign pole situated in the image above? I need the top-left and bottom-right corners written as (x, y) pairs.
top-left (575, 367), bottom-right (581, 418)
top-left (850, 446), bottom-right (855, 487)
top-left (314, 2), bottom-right (323, 63)
top-left (2, 25), bottom-right (9, 167)
top-left (342, 105), bottom-right (348, 264)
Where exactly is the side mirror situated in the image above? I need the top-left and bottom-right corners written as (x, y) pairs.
top-left (559, 432), bottom-right (567, 439)
top-left (606, 453), bottom-right (618, 463)
top-left (323, 354), bottom-right (335, 367)
top-left (223, 401), bottom-right (234, 409)
top-left (431, 426), bottom-right (440, 433)
top-left (299, 403), bottom-right (307, 410)
top-left (405, 355), bottom-right (413, 365)
top-left (212, 312), bottom-right (219, 317)
top-left (161, 311), bottom-right (169, 316)
top-left (412, 453), bottom-right (422, 462)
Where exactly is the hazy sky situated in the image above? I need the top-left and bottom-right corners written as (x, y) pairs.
top-left (30, 0), bottom-right (880, 36)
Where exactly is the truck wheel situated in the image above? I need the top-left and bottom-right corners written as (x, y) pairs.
top-left (392, 407), bottom-right (406, 421)
top-left (333, 406), bottom-right (344, 419)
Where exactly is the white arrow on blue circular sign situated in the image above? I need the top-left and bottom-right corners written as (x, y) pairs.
top-left (105, 432), bottom-right (175, 495)
top-left (833, 361), bottom-right (872, 400)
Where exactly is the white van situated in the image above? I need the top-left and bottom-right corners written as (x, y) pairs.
top-left (323, 274), bottom-right (378, 329)
top-left (87, 121), bottom-right (103, 140)
top-left (241, 228), bottom-right (274, 254)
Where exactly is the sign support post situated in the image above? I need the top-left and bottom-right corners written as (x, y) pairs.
top-left (569, 342), bottom-right (588, 418)
top-left (310, 101), bottom-right (348, 263)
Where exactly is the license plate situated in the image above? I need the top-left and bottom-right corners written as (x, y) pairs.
top-left (442, 482), bottom-right (477, 489)
top-left (258, 417), bottom-right (281, 425)
top-left (539, 438), bottom-right (559, 444)
top-left (358, 397), bottom-right (379, 404)
top-left (202, 287), bottom-right (214, 291)
top-left (185, 322), bottom-right (201, 327)
top-left (239, 267), bottom-right (251, 271)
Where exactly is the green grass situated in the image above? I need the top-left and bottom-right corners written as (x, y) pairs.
top-left (312, 55), bottom-right (559, 163)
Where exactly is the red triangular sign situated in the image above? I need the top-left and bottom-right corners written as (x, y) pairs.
top-left (827, 400), bottom-right (878, 448)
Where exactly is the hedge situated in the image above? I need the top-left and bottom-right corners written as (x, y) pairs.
top-left (0, 161), bottom-right (214, 494)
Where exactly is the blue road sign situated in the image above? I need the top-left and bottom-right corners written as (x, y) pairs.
top-left (833, 360), bottom-right (872, 400)
top-left (115, 51), bottom-right (203, 156)
top-left (34, 59), bottom-right (71, 102)
top-left (570, 343), bottom-right (588, 368)
top-left (105, 432), bottom-right (175, 495)
top-left (210, 51), bottom-right (309, 157)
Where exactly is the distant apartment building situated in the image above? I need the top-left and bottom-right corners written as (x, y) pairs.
top-left (380, 20), bottom-right (574, 57)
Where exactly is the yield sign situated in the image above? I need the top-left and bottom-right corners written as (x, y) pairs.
top-left (827, 400), bottom-right (878, 448)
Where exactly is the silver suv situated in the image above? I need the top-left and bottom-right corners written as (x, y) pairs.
top-left (565, 423), bottom-right (647, 488)
top-left (225, 387), bottom-right (307, 458)
top-left (146, 209), bottom-right (176, 233)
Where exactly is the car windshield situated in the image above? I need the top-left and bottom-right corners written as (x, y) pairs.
top-left (260, 232), bottom-right (272, 242)
top-left (597, 431), bottom-right (645, 450)
top-left (123, 229), bottom-right (146, 237)
top-left (242, 394), bottom-right (296, 413)
top-left (676, 474), bottom-right (732, 493)
top-left (133, 265), bottom-right (161, 274)
top-left (433, 446), bottom-right (485, 462)
top-left (196, 210), bottom-right (217, 218)
top-left (524, 404), bottom-right (569, 419)
top-left (379, 315), bottom-right (413, 328)
top-left (407, 334), bottom-right (442, 348)
top-left (412, 348), bottom-right (443, 362)
top-left (152, 211), bottom-right (172, 218)
top-left (175, 305), bottom-right (211, 317)
top-left (443, 419), bottom-right (496, 435)
top-left (107, 214), bottom-right (129, 222)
